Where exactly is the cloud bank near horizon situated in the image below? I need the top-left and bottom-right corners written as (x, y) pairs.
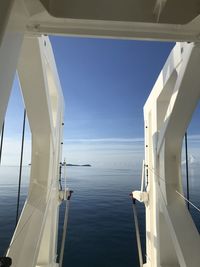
top-left (63, 137), bottom-right (144, 169)
top-left (0, 137), bottom-right (144, 168)
top-left (1, 135), bottom-right (200, 169)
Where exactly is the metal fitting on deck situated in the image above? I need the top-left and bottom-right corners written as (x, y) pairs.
top-left (131, 190), bottom-right (149, 205)
top-left (59, 188), bottom-right (73, 202)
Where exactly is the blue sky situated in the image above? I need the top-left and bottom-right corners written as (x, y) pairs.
top-left (51, 37), bottom-right (174, 140)
top-left (2, 37), bottom-right (199, 168)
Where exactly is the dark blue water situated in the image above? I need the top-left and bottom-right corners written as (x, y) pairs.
top-left (60, 167), bottom-right (145, 267)
top-left (0, 166), bottom-right (200, 266)
top-left (0, 166), bottom-right (29, 256)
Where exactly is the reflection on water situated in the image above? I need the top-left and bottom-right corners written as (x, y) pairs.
top-left (182, 165), bottom-right (200, 232)
top-left (0, 165), bottom-right (200, 266)
top-left (59, 167), bottom-right (145, 267)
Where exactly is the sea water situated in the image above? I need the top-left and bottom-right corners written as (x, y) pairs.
top-left (59, 167), bottom-right (145, 267)
top-left (0, 166), bottom-right (199, 266)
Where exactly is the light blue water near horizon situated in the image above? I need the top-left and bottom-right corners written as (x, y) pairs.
top-left (0, 165), bottom-right (200, 266)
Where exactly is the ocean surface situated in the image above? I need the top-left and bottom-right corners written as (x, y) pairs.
top-left (0, 165), bottom-right (199, 266)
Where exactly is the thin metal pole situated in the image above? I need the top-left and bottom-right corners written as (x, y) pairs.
top-left (185, 132), bottom-right (190, 210)
top-left (0, 121), bottom-right (5, 165)
top-left (140, 160), bottom-right (145, 192)
top-left (59, 163), bottom-right (63, 191)
top-left (16, 109), bottom-right (26, 226)
top-left (59, 190), bottom-right (73, 267)
top-left (59, 200), bottom-right (70, 267)
top-left (132, 199), bottom-right (143, 267)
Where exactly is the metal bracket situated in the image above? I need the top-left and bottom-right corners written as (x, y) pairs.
top-left (59, 189), bottom-right (73, 202)
top-left (132, 190), bottom-right (149, 205)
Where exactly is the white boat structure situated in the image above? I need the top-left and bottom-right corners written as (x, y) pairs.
top-left (1, 1), bottom-right (200, 266)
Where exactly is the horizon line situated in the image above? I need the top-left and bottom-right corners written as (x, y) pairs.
top-left (64, 138), bottom-right (144, 143)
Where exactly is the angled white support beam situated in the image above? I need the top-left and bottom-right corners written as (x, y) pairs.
top-left (7, 36), bottom-right (64, 267)
top-left (157, 43), bottom-right (200, 155)
top-left (0, 0), bottom-right (27, 131)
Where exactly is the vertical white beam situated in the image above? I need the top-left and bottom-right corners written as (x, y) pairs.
top-left (144, 42), bottom-right (200, 267)
top-left (0, 0), bottom-right (27, 131)
top-left (144, 43), bottom-right (182, 267)
top-left (7, 36), bottom-right (64, 267)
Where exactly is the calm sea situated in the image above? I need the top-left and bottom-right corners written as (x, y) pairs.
top-left (0, 166), bottom-right (199, 266)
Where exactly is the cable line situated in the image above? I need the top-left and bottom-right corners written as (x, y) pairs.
top-left (185, 132), bottom-right (190, 210)
top-left (176, 191), bottom-right (200, 213)
top-left (0, 121), bottom-right (5, 165)
top-left (16, 109), bottom-right (26, 226)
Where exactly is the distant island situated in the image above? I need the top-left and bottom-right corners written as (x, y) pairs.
top-left (65, 163), bottom-right (91, 167)
top-left (29, 163), bottom-right (91, 167)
